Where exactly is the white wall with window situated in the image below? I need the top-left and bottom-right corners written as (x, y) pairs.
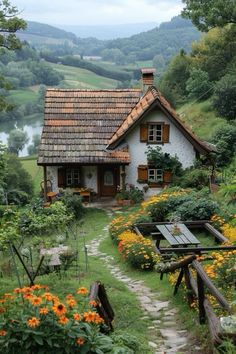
top-left (125, 108), bottom-right (196, 194)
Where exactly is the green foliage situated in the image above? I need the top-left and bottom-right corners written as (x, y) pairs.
top-left (115, 186), bottom-right (144, 204)
top-left (122, 242), bottom-right (156, 271)
top-left (0, 0), bottom-right (26, 50)
top-left (186, 68), bottom-right (213, 99)
top-left (146, 190), bottom-right (219, 221)
top-left (18, 201), bottom-right (73, 235)
top-left (7, 129), bottom-right (29, 155)
top-left (159, 50), bottom-right (191, 105)
top-left (61, 190), bottom-right (85, 219)
top-left (2, 153), bottom-right (33, 204)
top-left (27, 134), bottom-right (40, 156)
top-left (212, 125), bottom-right (236, 167)
top-left (174, 196), bottom-right (219, 221)
top-left (182, 0), bottom-right (236, 32)
top-left (146, 146), bottom-right (182, 175)
top-left (213, 73), bottom-right (236, 120)
top-left (178, 168), bottom-right (209, 190)
top-left (0, 285), bottom-right (119, 354)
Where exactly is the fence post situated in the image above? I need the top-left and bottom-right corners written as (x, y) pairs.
top-left (197, 273), bottom-right (206, 324)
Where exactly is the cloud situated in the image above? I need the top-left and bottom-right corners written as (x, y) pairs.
top-left (13, 0), bottom-right (183, 25)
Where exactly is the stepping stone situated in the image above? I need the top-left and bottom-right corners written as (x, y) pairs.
top-left (139, 295), bottom-right (152, 304)
top-left (148, 341), bottom-right (158, 349)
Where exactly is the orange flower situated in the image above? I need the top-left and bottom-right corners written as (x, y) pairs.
top-left (27, 317), bottom-right (40, 328)
top-left (20, 287), bottom-right (32, 293)
top-left (31, 284), bottom-right (42, 291)
top-left (13, 288), bottom-right (22, 293)
top-left (42, 292), bottom-right (54, 301)
top-left (52, 302), bottom-right (67, 317)
top-left (76, 337), bottom-right (85, 346)
top-left (83, 311), bottom-right (103, 324)
top-left (39, 307), bottom-right (49, 315)
top-left (89, 300), bottom-right (97, 307)
top-left (66, 294), bottom-right (74, 300)
top-left (73, 313), bottom-right (81, 321)
top-left (23, 293), bottom-right (33, 300)
top-left (77, 287), bottom-right (88, 296)
top-left (0, 330), bottom-right (6, 336)
top-left (58, 316), bottom-right (69, 325)
top-left (66, 298), bottom-right (77, 308)
top-left (4, 293), bottom-right (14, 299)
top-left (30, 296), bottom-right (42, 307)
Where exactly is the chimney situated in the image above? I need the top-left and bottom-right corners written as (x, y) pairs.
top-left (141, 68), bottom-right (156, 92)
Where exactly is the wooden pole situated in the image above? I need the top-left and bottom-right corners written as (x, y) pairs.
top-left (197, 273), bottom-right (206, 324)
top-left (121, 165), bottom-right (126, 191)
top-left (43, 165), bottom-right (47, 202)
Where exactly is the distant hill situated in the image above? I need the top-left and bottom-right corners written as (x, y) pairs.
top-left (57, 22), bottom-right (158, 40)
top-left (16, 16), bottom-right (201, 66)
top-left (21, 21), bottom-right (77, 42)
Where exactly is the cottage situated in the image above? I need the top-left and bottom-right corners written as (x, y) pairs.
top-left (37, 69), bottom-right (214, 200)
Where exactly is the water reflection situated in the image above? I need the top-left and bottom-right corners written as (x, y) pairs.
top-left (0, 116), bottom-right (43, 157)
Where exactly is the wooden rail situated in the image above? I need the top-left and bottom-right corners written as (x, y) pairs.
top-left (158, 255), bottom-right (233, 346)
top-left (90, 281), bottom-right (114, 331)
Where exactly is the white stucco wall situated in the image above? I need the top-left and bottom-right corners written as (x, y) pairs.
top-left (82, 166), bottom-right (98, 192)
top-left (47, 166), bottom-right (59, 193)
top-left (125, 108), bottom-right (196, 194)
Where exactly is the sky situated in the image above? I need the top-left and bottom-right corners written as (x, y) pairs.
top-left (12, 0), bottom-right (184, 26)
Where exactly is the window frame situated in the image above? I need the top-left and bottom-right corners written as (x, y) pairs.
top-left (66, 168), bottom-right (80, 187)
top-left (147, 122), bottom-right (163, 143)
top-left (148, 167), bottom-right (163, 184)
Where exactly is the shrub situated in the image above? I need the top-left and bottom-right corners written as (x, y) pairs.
top-left (129, 187), bottom-right (144, 204)
top-left (179, 168), bottom-right (209, 190)
top-left (213, 74), bottom-right (236, 120)
top-left (18, 201), bottom-right (73, 235)
top-left (61, 190), bottom-right (85, 219)
top-left (118, 230), bottom-right (158, 270)
top-left (175, 197), bottom-right (219, 220)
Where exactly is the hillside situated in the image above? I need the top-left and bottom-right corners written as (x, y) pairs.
top-left (17, 16), bottom-right (201, 67)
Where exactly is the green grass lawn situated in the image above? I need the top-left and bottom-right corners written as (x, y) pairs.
top-left (20, 156), bottom-right (43, 195)
top-left (177, 99), bottom-right (228, 141)
top-left (48, 62), bottom-right (119, 89)
top-left (9, 89), bottom-right (38, 105)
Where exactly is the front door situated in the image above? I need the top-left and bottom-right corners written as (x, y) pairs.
top-left (99, 166), bottom-right (119, 197)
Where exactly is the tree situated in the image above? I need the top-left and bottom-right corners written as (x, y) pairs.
top-left (0, 0), bottom-right (26, 50)
top-left (7, 129), bottom-right (29, 155)
top-left (27, 134), bottom-right (40, 156)
top-left (212, 125), bottom-right (236, 167)
top-left (3, 153), bottom-right (33, 204)
top-left (0, 1), bottom-right (26, 111)
top-left (213, 74), bottom-right (236, 120)
top-left (182, 0), bottom-right (236, 32)
top-left (186, 68), bottom-right (213, 99)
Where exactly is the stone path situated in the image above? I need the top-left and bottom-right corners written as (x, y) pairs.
top-left (87, 214), bottom-right (202, 354)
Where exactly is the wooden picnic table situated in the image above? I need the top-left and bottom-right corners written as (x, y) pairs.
top-left (156, 223), bottom-right (201, 248)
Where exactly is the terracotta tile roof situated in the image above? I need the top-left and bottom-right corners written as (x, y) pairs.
top-left (107, 86), bottom-right (215, 154)
top-left (38, 89), bottom-right (141, 165)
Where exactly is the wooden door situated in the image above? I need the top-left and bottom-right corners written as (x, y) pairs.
top-left (99, 166), bottom-right (119, 197)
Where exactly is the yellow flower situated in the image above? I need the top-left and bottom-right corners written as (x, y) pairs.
top-left (52, 302), bottom-right (67, 317)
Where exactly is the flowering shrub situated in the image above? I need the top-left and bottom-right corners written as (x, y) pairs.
top-left (211, 214), bottom-right (236, 243)
top-left (0, 285), bottom-right (115, 353)
top-left (117, 230), bottom-right (159, 270)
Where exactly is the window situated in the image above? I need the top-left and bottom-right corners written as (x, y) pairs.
top-left (104, 171), bottom-right (114, 186)
top-left (148, 168), bottom-right (163, 183)
top-left (148, 124), bottom-right (162, 142)
top-left (66, 169), bottom-right (80, 186)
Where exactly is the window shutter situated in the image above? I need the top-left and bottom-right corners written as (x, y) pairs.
top-left (163, 170), bottom-right (172, 183)
top-left (162, 124), bottom-right (170, 143)
top-left (140, 124), bottom-right (148, 142)
top-left (137, 165), bottom-right (148, 183)
top-left (58, 168), bottom-right (66, 188)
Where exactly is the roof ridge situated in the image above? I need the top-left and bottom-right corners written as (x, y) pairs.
top-left (46, 88), bottom-right (142, 92)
